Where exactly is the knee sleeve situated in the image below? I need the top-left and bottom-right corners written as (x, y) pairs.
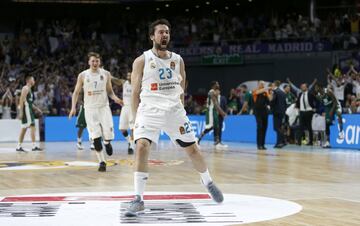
top-left (121, 130), bottom-right (129, 137)
top-left (93, 137), bottom-right (102, 151)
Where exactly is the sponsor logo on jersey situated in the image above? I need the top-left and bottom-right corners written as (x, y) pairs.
top-left (179, 126), bottom-right (185, 135)
top-left (150, 83), bottom-right (158, 91)
top-left (170, 61), bottom-right (176, 70)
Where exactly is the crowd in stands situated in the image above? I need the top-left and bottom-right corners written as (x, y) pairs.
top-left (1, 10), bottom-right (360, 120)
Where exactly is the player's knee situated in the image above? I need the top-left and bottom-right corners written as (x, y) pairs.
top-left (121, 130), bottom-right (128, 137)
top-left (135, 138), bottom-right (151, 150)
top-left (93, 137), bottom-right (102, 151)
top-left (176, 139), bottom-right (195, 148)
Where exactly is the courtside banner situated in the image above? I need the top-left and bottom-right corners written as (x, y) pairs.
top-left (330, 114), bottom-right (360, 150)
top-left (45, 115), bottom-right (276, 144)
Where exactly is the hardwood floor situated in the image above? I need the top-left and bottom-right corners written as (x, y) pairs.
top-left (0, 141), bottom-right (359, 225)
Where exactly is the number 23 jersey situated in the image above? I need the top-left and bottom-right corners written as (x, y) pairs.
top-left (141, 50), bottom-right (183, 109)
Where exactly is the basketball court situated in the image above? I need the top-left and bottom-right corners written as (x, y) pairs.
top-left (1, 141), bottom-right (359, 225)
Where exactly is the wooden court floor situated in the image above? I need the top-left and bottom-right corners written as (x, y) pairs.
top-left (0, 141), bottom-right (359, 225)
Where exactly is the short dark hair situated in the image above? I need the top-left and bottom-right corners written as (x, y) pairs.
top-left (274, 80), bottom-right (281, 87)
top-left (240, 84), bottom-right (247, 89)
top-left (88, 52), bottom-right (100, 60)
top-left (149, 18), bottom-right (171, 36)
top-left (210, 81), bottom-right (218, 88)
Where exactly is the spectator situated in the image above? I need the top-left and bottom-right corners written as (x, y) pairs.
top-left (270, 80), bottom-right (287, 149)
top-left (227, 88), bottom-right (241, 115)
top-left (239, 84), bottom-right (253, 115)
top-left (296, 83), bottom-right (317, 146)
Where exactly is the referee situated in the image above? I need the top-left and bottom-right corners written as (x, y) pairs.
top-left (252, 81), bottom-right (272, 150)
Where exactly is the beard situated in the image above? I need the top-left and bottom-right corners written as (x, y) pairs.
top-left (154, 40), bottom-right (169, 51)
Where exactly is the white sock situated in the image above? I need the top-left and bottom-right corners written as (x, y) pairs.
top-left (130, 140), bottom-right (135, 150)
top-left (17, 143), bottom-right (22, 149)
top-left (77, 137), bottom-right (81, 143)
top-left (32, 142), bottom-right (37, 148)
top-left (103, 140), bottom-right (109, 145)
top-left (125, 135), bottom-right (131, 143)
top-left (134, 172), bottom-right (149, 200)
top-left (200, 169), bottom-right (213, 186)
top-left (95, 150), bottom-right (106, 163)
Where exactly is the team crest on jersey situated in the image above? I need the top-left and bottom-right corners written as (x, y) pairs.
top-left (150, 62), bottom-right (156, 69)
top-left (151, 83), bottom-right (158, 91)
top-left (170, 61), bottom-right (176, 70)
top-left (179, 126), bottom-right (185, 135)
top-left (100, 75), bottom-right (104, 81)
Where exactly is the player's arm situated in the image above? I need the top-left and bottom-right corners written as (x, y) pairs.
top-left (254, 87), bottom-right (270, 95)
top-left (286, 77), bottom-right (301, 96)
top-left (17, 86), bottom-right (29, 119)
top-left (31, 103), bottom-right (43, 115)
top-left (210, 90), bottom-right (226, 117)
top-left (309, 78), bottom-right (317, 91)
top-left (69, 73), bottom-right (83, 118)
top-left (106, 72), bottom-right (123, 105)
top-left (131, 55), bottom-right (145, 120)
top-left (111, 76), bottom-right (126, 87)
top-left (240, 100), bottom-right (248, 114)
top-left (179, 57), bottom-right (186, 105)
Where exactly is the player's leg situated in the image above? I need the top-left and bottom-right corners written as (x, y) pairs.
top-left (76, 106), bottom-right (87, 150)
top-left (77, 127), bottom-right (85, 150)
top-left (125, 104), bottom-right (162, 217)
top-left (119, 106), bottom-right (133, 154)
top-left (198, 108), bottom-right (213, 144)
top-left (129, 128), bottom-right (135, 154)
top-left (93, 136), bottom-right (106, 172)
top-left (85, 108), bottom-right (106, 171)
top-left (336, 109), bottom-right (344, 139)
top-left (183, 143), bottom-right (224, 203)
top-left (165, 106), bottom-right (224, 203)
top-left (30, 125), bottom-right (41, 151)
top-left (101, 106), bottom-right (115, 156)
top-left (323, 121), bottom-right (331, 148)
top-left (17, 105), bottom-right (33, 152)
top-left (17, 127), bottom-right (27, 152)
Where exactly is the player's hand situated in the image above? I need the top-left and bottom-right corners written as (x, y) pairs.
top-left (114, 98), bottom-right (123, 106)
top-left (35, 107), bottom-right (43, 116)
top-left (68, 108), bottom-right (76, 119)
top-left (220, 111), bottom-right (227, 118)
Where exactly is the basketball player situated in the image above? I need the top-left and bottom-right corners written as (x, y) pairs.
top-left (197, 81), bottom-right (228, 150)
top-left (125, 19), bottom-right (223, 217)
top-left (69, 52), bottom-right (123, 172)
top-left (118, 72), bottom-right (135, 155)
top-left (16, 75), bottom-right (42, 152)
top-left (314, 83), bottom-right (344, 148)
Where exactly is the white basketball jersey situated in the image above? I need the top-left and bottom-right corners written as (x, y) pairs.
top-left (82, 68), bottom-right (109, 108)
top-left (122, 80), bottom-right (132, 106)
top-left (141, 50), bottom-right (183, 109)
